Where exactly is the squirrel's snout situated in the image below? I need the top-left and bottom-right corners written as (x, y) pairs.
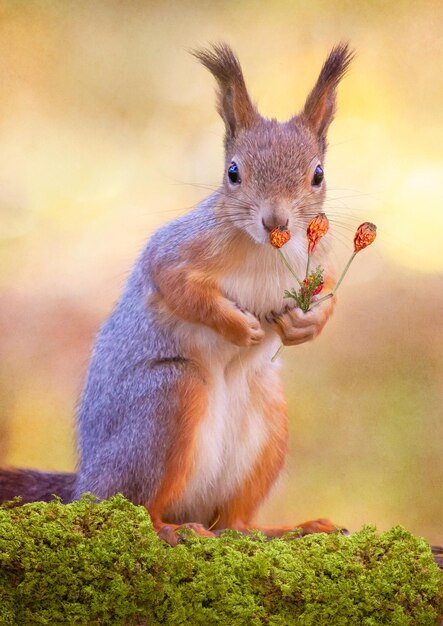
top-left (261, 217), bottom-right (289, 233)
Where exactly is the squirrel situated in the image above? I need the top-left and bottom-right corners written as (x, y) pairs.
top-left (0, 43), bottom-right (353, 544)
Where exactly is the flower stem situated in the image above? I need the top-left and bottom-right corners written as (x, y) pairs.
top-left (308, 291), bottom-right (334, 311)
top-left (332, 251), bottom-right (357, 294)
top-left (308, 251), bottom-right (358, 310)
top-left (278, 250), bottom-right (303, 286)
top-left (308, 292), bottom-right (334, 309)
top-left (271, 344), bottom-right (283, 362)
top-left (306, 253), bottom-right (311, 279)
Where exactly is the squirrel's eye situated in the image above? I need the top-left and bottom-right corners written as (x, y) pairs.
top-left (312, 164), bottom-right (324, 187)
top-left (228, 161), bottom-right (241, 185)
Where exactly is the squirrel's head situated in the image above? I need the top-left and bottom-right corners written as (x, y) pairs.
top-left (193, 43), bottom-right (354, 245)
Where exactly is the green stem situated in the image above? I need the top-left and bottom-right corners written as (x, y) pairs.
top-left (305, 254), bottom-right (311, 279)
top-left (271, 344), bottom-right (283, 362)
top-left (308, 292), bottom-right (334, 309)
top-left (277, 250), bottom-right (303, 286)
top-left (273, 249), bottom-right (303, 361)
top-left (308, 252), bottom-right (358, 310)
top-left (332, 251), bottom-right (357, 294)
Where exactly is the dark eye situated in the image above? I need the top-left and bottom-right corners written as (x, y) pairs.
top-left (228, 161), bottom-right (241, 185)
top-left (312, 164), bottom-right (324, 186)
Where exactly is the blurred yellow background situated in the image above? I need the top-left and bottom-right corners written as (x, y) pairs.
top-left (0, 1), bottom-right (442, 543)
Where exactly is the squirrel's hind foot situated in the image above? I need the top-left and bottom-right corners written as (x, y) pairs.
top-left (156, 522), bottom-right (216, 546)
top-left (214, 518), bottom-right (348, 539)
top-left (259, 518), bottom-right (349, 538)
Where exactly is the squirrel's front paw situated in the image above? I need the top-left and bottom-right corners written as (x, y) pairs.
top-left (220, 306), bottom-right (265, 347)
top-left (267, 297), bottom-right (334, 346)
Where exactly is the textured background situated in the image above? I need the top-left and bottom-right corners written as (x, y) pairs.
top-left (0, 0), bottom-right (442, 543)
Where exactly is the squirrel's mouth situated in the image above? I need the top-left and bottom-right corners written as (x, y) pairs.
top-left (261, 218), bottom-right (289, 233)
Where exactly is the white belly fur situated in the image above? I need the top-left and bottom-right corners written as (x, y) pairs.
top-left (166, 350), bottom-right (275, 525)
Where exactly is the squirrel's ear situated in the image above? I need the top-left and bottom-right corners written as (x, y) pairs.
top-left (192, 44), bottom-right (258, 143)
top-left (300, 43), bottom-right (354, 149)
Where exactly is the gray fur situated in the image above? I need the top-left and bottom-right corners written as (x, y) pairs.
top-left (74, 201), bottom-right (217, 504)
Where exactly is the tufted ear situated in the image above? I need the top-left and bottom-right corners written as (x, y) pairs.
top-left (192, 43), bottom-right (259, 146)
top-left (301, 43), bottom-right (354, 151)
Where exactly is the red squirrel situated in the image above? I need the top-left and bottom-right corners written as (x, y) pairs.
top-left (0, 43), bottom-right (353, 544)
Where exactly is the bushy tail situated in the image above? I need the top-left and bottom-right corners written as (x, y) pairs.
top-left (0, 468), bottom-right (76, 504)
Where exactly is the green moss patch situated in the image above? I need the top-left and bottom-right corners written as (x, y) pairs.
top-left (0, 495), bottom-right (441, 625)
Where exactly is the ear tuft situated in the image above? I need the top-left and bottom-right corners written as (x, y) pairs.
top-left (302, 43), bottom-right (355, 149)
top-left (191, 43), bottom-right (258, 143)
top-left (192, 43), bottom-right (245, 90)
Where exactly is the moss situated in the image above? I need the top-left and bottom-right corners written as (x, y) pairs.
top-left (0, 495), bottom-right (441, 625)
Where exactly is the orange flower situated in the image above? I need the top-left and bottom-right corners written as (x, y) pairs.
top-left (270, 226), bottom-right (291, 248)
top-left (307, 213), bottom-right (329, 254)
top-left (354, 222), bottom-right (377, 252)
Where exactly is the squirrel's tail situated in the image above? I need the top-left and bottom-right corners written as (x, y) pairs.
top-left (0, 468), bottom-right (76, 504)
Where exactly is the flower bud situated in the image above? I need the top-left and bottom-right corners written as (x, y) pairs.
top-left (301, 275), bottom-right (324, 297)
top-left (311, 280), bottom-right (324, 296)
top-left (270, 226), bottom-right (291, 248)
top-left (354, 222), bottom-right (377, 252)
top-left (307, 213), bottom-right (329, 254)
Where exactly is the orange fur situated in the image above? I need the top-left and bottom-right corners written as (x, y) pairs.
top-left (322, 275), bottom-right (336, 293)
top-left (148, 371), bottom-right (209, 525)
top-left (152, 232), bottom-right (263, 347)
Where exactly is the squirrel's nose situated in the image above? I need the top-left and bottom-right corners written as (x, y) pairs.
top-left (262, 217), bottom-right (289, 233)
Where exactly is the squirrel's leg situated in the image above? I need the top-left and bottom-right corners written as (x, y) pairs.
top-left (76, 361), bottom-right (215, 544)
top-left (213, 367), bottom-right (288, 532)
top-left (151, 265), bottom-right (264, 347)
top-left (214, 369), bottom-right (345, 538)
top-left (146, 367), bottom-right (216, 546)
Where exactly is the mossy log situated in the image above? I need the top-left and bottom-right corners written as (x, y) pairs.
top-left (0, 495), bottom-right (442, 625)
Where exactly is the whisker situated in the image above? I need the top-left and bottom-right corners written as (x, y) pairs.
top-left (327, 186), bottom-right (383, 197)
top-left (326, 231), bottom-right (355, 250)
